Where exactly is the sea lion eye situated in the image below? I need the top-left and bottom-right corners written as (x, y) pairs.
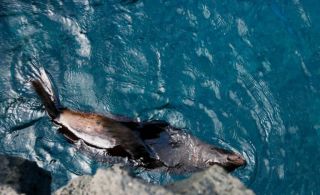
top-left (207, 160), bottom-right (215, 166)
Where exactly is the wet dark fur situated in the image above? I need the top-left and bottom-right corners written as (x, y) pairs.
top-left (31, 69), bottom-right (246, 173)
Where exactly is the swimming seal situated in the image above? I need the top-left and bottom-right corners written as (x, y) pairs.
top-left (31, 68), bottom-right (246, 173)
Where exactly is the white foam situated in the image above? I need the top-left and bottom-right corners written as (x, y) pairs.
top-left (47, 11), bottom-right (91, 58)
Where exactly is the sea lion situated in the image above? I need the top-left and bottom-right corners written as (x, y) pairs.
top-left (31, 68), bottom-right (246, 173)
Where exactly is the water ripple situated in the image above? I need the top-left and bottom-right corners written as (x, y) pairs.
top-left (1, 0), bottom-right (320, 193)
top-left (47, 11), bottom-right (91, 58)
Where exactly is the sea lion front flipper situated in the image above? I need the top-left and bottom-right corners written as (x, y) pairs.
top-left (130, 145), bottom-right (166, 169)
top-left (101, 122), bottom-right (165, 169)
top-left (136, 120), bottom-right (170, 139)
top-left (119, 139), bottom-right (164, 168)
top-left (141, 157), bottom-right (167, 169)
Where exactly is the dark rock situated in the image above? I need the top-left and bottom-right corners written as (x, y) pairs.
top-left (0, 155), bottom-right (51, 195)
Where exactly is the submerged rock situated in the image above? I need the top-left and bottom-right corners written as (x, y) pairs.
top-left (56, 165), bottom-right (254, 195)
top-left (0, 154), bottom-right (51, 195)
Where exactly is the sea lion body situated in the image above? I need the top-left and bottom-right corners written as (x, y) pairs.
top-left (31, 68), bottom-right (246, 173)
top-left (56, 109), bottom-right (124, 149)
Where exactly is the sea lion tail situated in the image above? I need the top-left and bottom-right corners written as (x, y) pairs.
top-left (31, 68), bottom-right (61, 119)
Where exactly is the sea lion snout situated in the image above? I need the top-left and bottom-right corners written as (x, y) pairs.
top-left (202, 147), bottom-right (246, 172)
top-left (227, 153), bottom-right (246, 167)
top-left (221, 152), bottom-right (246, 172)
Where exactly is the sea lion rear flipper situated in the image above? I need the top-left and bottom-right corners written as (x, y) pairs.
top-left (31, 68), bottom-right (62, 119)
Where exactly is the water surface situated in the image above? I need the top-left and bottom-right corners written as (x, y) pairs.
top-left (0, 0), bottom-right (320, 194)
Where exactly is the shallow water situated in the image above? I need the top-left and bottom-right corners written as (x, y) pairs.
top-left (0, 0), bottom-right (320, 194)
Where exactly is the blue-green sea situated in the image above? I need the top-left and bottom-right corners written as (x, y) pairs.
top-left (1, 0), bottom-right (320, 194)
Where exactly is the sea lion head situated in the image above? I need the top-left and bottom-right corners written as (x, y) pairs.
top-left (201, 146), bottom-right (246, 172)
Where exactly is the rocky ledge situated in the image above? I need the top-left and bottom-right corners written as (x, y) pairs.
top-left (0, 155), bottom-right (254, 195)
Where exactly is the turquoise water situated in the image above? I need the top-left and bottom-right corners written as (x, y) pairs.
top-left (1, 0), bottom-right (320, 194)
